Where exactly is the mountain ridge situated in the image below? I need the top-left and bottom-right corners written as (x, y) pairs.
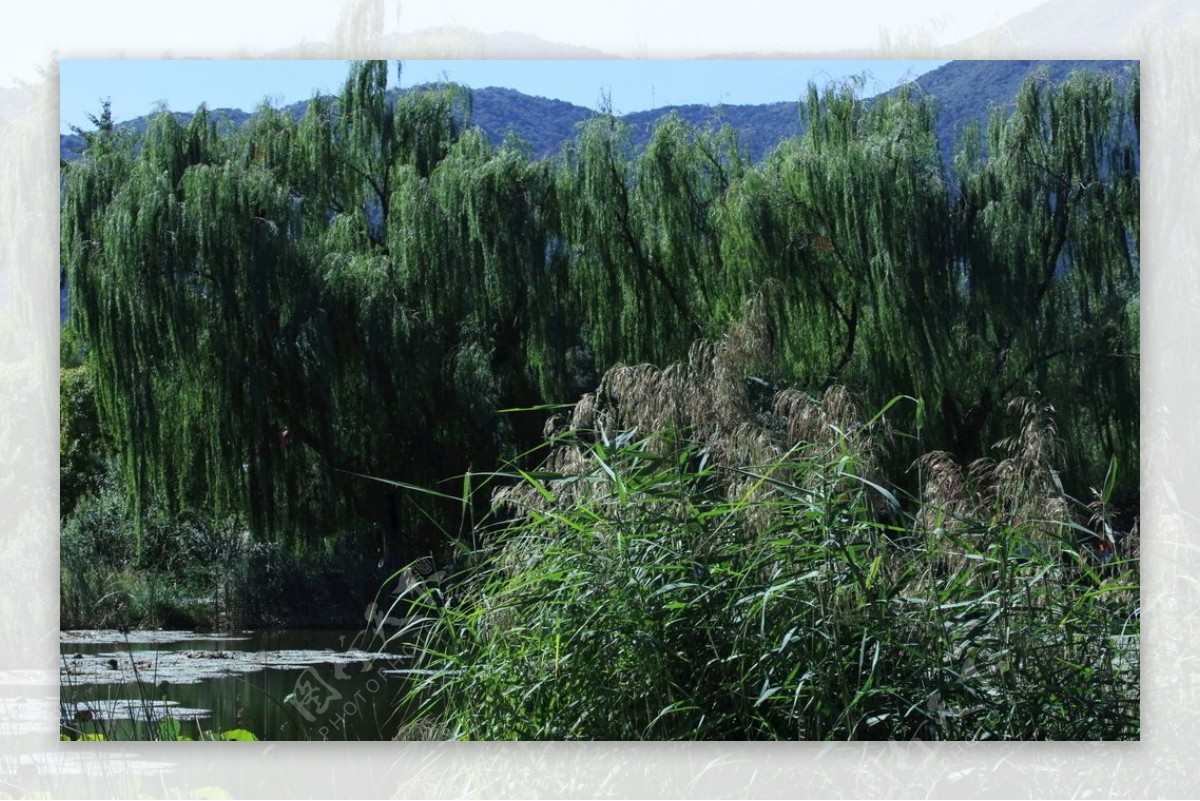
top-left (60, 59), bottom-right (1135, 166)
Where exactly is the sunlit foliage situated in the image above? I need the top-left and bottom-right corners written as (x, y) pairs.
top-left (62, 61), bottom-right (1139, 561)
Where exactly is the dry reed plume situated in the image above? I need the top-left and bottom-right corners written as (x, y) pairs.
top-left (493, 295), bottom-right (892, 536)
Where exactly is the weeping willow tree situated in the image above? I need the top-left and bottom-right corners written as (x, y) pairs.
top-left (950, 69), bottom-right (1140, 498)
top-left (62, 62), bottom-right (565, 554)
top-left (554, 111), bottom-right (746, 367)
top-left (62, 60), bottom-right (1139, 557)
top-left (719, 69), bottom-right (1138, 499)
top-left (721, 80), bottom-right (957, 400)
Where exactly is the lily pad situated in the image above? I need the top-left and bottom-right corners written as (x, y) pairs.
top-left (59, 646), bottom-right (395, 687)
top-left (62, 698), bottom-right (212, 723)
top-left (60, 630), bottom-right (252, 646)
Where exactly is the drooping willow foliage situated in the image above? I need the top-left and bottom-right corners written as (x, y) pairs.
top-left (62, 61), bottom-right (1139, 556)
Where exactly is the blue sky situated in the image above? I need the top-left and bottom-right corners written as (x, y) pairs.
top-left (60, 59), bottom-right (949, 135)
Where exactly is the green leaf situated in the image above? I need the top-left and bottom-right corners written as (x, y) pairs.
top-left (755, 678), bottom-right (782, 707)
top-left (219, 729), bottom-right (259, 741)
top-left (158, 717), bottom-right (181, 741)
top-left (334, 469), bottom-right (462, 503)
top-left (516, 467), bottom-right (556, 504)
top-left (1102, 455), bottom-right (1119, 505)
top-left (836, 466), bottom-right (900, 512)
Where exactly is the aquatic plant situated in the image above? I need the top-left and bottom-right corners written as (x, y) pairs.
top-left (388, 319), bottom-right (1138, 740)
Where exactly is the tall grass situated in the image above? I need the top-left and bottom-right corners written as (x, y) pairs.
top-left (386, 304), bottom-right (1139, 740)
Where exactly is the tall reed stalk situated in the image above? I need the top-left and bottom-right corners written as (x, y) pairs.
top-left (384, 307), bottom-right (1138, 740)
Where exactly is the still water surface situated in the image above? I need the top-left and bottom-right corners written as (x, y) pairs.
top-left (60, 629), bottom-right (405, 741)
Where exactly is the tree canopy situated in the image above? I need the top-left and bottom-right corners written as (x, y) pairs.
top-left (62, 61), bottom-right (1139, 557)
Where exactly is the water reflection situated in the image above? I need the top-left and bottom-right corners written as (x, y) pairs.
top-left (59, 630), bottom-right (404, 741)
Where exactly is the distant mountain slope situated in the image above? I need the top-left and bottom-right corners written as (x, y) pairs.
top-left (60, 106), bottom-right (257, 162)
top-left (902, 59), bottom-right (1137, 163)
top-left (464, 87), bottom-right (595, 157)
top-left (60, 59), bottom-right (1135, 167)
top-left (620, 102), bottom-right (803, 162)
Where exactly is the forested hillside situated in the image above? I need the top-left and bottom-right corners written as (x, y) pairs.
top-left (60, 60), bottom-right (1135, 164)
top-left (60, 61), bottom-right (1139, 739)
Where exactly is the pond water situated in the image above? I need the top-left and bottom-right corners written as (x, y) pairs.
top-left (59, 629), bottom-right (407, 741)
